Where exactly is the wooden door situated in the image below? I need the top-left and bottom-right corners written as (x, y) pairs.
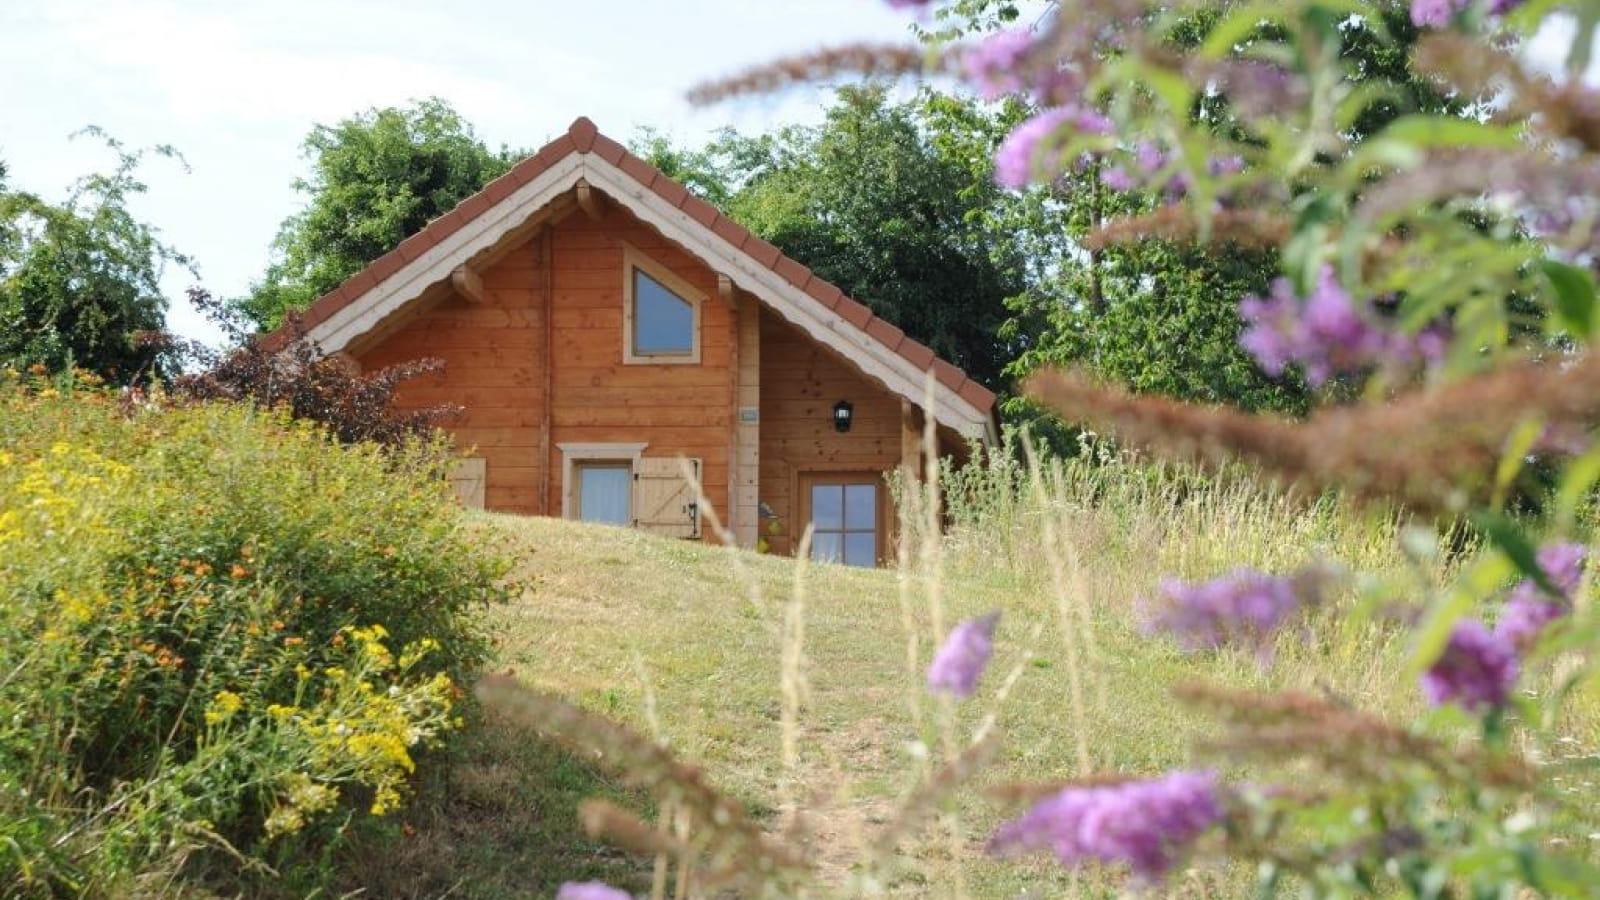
top-left (798, 472), bottom-right (886, 567)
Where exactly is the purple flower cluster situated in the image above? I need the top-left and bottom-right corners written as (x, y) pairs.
top-left (1422, 543), bottom-right (1585, 712)
top-left (927, 612), bottom-right (1000, 697)
top-left (990, 771), bottom-right (1224, 881)
top-left (1142, 568), bottom-right (1310, 653)
top-left (994, 107), bottom-right (1112, 189)
top-left (1239, 266), bottom-right (1445, 386)
top-left (556, 882), bottom-right (632, 900)
top-left (1421, 620), bottom-right (1519, 711)
top-left (1099, 142), bottom-right (1241, 196)
top-left (1409, 0), bottom-right (1469, 27)
top-left (1495, 542), bottom-right (1586, 653)
top-left (962, 29), bottom-right (1081, 103)
top-left (1411, 0), bottom-right (1524, 26)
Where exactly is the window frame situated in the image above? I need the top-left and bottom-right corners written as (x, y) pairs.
top-left (558, 441), bottom-right (648, 523)
top-left (798, 471), bottom-right (889, 567)
top-left (622, 244), bottom-right (704, 365)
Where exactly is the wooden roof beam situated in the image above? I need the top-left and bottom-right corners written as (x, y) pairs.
top-left (575, 178), bottom-right (605, 221)
top-left (451, 265), bottom-right (487, 304)
top-left (717, 274), bottom-right (737, 308)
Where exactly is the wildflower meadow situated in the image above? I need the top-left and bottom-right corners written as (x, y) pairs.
top-left (0, 371), bottom-right (505, 895)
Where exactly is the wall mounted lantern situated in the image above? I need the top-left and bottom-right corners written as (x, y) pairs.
top-left (833, 400), bottom-right (854, 433)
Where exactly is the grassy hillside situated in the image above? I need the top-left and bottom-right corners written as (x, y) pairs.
top-left (342, 458), bottom-right (1580, 898)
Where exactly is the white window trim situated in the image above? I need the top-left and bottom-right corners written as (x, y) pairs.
top-left (558, 442), bottom-right (648, 520)
top-left (622, 243), bottom-right (703, 365)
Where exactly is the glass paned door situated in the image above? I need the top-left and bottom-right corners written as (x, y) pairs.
top-left (803, 475), bottom-right (880, 567)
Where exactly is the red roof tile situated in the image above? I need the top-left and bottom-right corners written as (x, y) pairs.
top-left (481, 172), bottom-right (519, 205)
top-left (741, 234), bottom-right (783, 268)
top-left (591, 133), bottom-right (627, 166)
top-left (270, 115), bottom-right (996, 419)
top-left (804, 279), bottom-right (845, 310)
top-left (931, 358), bottom-right (967, 392)
top-left (773, 255), bottom-right (811, 287)
top-left (834, 296), bottom-right (873, 329)
top-left (866, 317), bottom-right (905, 351)
top-left (395, 230), bottom-right (435, 263)
top-left (366, 250), bottom-right (405, 285)
top-left (959, 379), bottom-right (997, 411)
top-left (649, 174), bottom-right (689, 207)
top-left (897, 338), bottom-right (936, 370)
top-left (618, 153), bottom-right (660, 187)
top-left (568, 116), bottom-right (598, 152)
top-left (680, 194), bottom-right (719, 228)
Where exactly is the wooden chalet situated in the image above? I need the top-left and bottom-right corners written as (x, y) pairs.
top-left (271, 117), bottom-right (997, 566)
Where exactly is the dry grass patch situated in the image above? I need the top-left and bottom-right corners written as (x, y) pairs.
top-left (366, 457), bottom-right (1444, 896)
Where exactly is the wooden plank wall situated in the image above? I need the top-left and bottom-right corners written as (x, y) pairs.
top-left (547, 207), bottom-right (734, 534)
top-left (358, 248), bottom-right (547, 514)
top-left (360, 202), bottom-right (736, 533)
top-left (757, 308), bottom-right (905, 557)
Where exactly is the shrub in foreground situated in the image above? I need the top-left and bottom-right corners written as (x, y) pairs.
top-left (0, 374), bottom-right (505, 894)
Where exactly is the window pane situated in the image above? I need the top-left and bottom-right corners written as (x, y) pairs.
top-left (843, 533), bottom-right (876, 567)
top-left (844, 484), bottom-right (876, 530)
top-left (634, 269), bottom-right (694, 355)
top-left (811, 532), bottom-right (843, 564)
top-left (811, 484), bottom-right (843, 530)
top-left (579, 466), bottom-right (632, 525)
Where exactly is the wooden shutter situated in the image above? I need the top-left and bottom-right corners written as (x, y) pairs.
top-left (633, 457), bottom-right (700, 539)
top-left (448, 458), bottom-right (486, 510)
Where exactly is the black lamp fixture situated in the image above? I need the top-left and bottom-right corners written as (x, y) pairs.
top-left (832, 400), bottom-right (854, 433)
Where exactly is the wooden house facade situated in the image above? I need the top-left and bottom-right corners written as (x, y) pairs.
top-left (271, 117), bottom-right (996, 565)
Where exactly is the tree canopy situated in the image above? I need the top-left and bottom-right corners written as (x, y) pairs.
top-left (0, 132), bottom-right (187, 382)
top-left (639, 86), bottom-right (1025, 388)
top-left (237, 98), bottom-right (520, 330)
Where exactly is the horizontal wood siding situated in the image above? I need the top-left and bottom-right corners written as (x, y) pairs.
top-left (758, 308), bottom-right (904, 557)
top-left (547, 206), bottom-right (734, 537)
top-left (358, 239), bottom-right (546, 515)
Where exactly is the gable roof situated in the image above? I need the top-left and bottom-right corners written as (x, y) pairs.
top-left (272, 116), bottom-right (998, 440)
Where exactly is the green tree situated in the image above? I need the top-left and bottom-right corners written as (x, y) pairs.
top-left (0, 132), bottom-right (188, 382)
top-left (238, 98), bottom-right (519, 330)
top-left (671, 86), bottom-right (1026, 388)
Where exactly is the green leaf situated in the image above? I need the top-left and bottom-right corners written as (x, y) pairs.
top-left (1378, 115), bottom-right (1523, 149)
top-left (1541, 259), bottom-right (1598, 341)
top-left (1470, 511), bottom-right (1558, 597)
top-left (1554, 440), bottom-right (1600, 528)
top-left (1200, 3), bottom-right (1288, 57)
top-left (1348, 117), bottom-right (1520, 183)
top-left (1492, 419), bottom-right (1544, 511)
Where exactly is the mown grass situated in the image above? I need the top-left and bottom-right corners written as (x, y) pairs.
top-left (366, 456), bottom-right (1598, 898)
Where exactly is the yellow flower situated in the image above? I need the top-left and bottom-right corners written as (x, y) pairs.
top-left (204, 690), bottom-right (244, 725)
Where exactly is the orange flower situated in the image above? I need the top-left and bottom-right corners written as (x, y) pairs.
top-left (230, 564), bottom-right (249, 579)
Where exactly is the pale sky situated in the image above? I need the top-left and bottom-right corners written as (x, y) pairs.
top-left (0, 0), bottom-right (920, 344)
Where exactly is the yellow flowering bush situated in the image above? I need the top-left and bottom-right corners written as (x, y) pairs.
top-left (0, 373), bottom-right (506, 895)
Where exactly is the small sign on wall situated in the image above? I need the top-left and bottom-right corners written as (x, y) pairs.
top-left (738, 407), bottom-right (759, 423)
